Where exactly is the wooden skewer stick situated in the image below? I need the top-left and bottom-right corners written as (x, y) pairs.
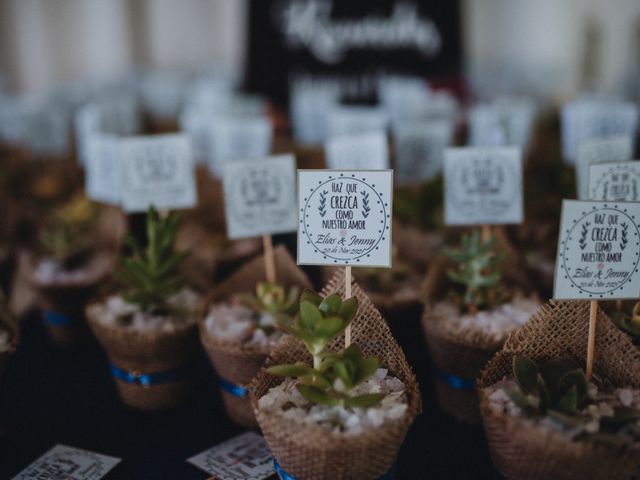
top-left (345, 265), bottom-right (352, 347)
top-left (615, 299), bottom-right (622, 312)
top-left (481, 224), bottom-right (491, 243)
top-left (159, 209), bottom-right (169, 219)
top-left (262, 234), bottom-right (276, 284)
top-left (586, 300), bottom-right (598, 381)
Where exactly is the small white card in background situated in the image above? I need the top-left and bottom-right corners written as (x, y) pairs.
top-left (589, 161), bottom-right (640, 202)
top-left (554, 200), bottom-right (640, 300)
top-left (187, 432), bottom-right (274, 480)
top-left (74, 104), bottom-right (102, 166)
top-left (327, 105), bottom-right (388, 137)
top-left (576, 136), bottom-right (633, 200)
top-left (209, 115), bottom-right (273, 177)
top-left (298, 170), bottom-right (393, 267)
top-left (222, 155), bottom-right (298, 239)
top-left (392, 119), bottom-right (453, 183)
top-left (12, 444), bottom-right (121, 480)
top-left (85, 134), bottom-right (121, 205)
top-left (325, 132), bottom-right (390, 170)
top-left (444, 147), bottom-right (523, 225)
top-left (120, 134), bottom-right (197, 213)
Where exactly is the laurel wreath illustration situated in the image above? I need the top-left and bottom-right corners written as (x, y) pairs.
top-left (579, 222), bottom-right (590, 250)
top-left (621, 222), bottom-right (628, 251)
top-left (361, 190), bottom-right (371, 218)
top-left (318, 190), bottom-right (327, 217)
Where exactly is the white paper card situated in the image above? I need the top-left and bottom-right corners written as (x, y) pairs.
top-left (120, 134), bottom-right (197, 213)
top-left (187, 432), bottom-right (274, 480)
top-left (589, 161), bottom-right (640, 202)
top-left (576, 136), bottom-right (633, 199)
top-left (393, 119), bottom-right (453, 183)
top-left (222, 155), bottom-right (298, 239)
top-left (209, 115), bottom-right (273, 176)
top-left (85, 134), bottom-right (121, 205)
top-left (444, 147), bottom-right (523, 225)
top-left (325, 132), bottom-right (390, 170)
top-left (12, 444), bottom-right (120, 480)
top-left (298, 170), bottom-right (393, 267)
top-left (554, 200), bottom-right (640, 300)
top-left (327, 106), bottom-right (388, 137)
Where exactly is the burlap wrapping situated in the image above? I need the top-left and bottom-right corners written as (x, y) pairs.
top-left (251, 269), bottom-right (421, 480)
top-left (421, 248), bottom-right (537, 424)
top-left (86, 294), bottom-right (201, 411)
top-left (479, 300), bottom-right (640, 480)
top-left (200, 245), bottom-right (313, 427)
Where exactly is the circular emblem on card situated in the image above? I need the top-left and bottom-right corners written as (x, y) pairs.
top-left (301, 176), bottom-right (388, 262)
top-left (590, 163), bottom-right (640, 202)
top-left (559, 205), bottom-right (640, 296)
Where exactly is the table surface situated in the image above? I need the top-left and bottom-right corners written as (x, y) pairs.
top-left (0, 310), bottom-right (497, 480)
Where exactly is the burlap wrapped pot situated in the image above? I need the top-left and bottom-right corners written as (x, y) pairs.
top-left (200, 245), bottom-right (312, 427)
top-left (421, 248), bottom-right (537, 425)
top-left (479, 300), bottom-right (640, 480)
top-left (86, 289), bottom-right (201, 411)
top-left (251, 269), bottom-right (421, 480)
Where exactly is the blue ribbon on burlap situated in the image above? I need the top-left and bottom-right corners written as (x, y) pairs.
top-left (219, 378), bottom-right (248, 398)
top-left (110, 363), bottom-right (189, 388)
top-left (434, 367), bottom-right (476, 391)
top-left (42, 310), bottom-right (71, 326)
top-left (273, 458), bottom-right (397, 480)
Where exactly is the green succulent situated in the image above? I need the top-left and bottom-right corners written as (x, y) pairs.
top-left (238, 282), bottom-right (301, 332)
top-left (611, 303), bottom-right (640, 346)
top-left (268, 291), bottom-right (385, 407)
top-left (116, 207), bottom-right (190, 313)
top-left (446, 229), bottom-right (506, 313)
top-left (393, 177), bottom-right (444, 231)
top-left (506, 356), bottom-right (640, 438)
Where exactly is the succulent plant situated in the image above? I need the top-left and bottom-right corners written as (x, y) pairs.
top-left (38, 194), bottom-right (99, 268)
top-left (394, 177), bottom-right (444, 231)
top-left (116, 207), bottom-right (190, 313)
top-left (611, 303), bottom-right (640, 346)
top-left (506, 356), bottom-right (640, 439)
top-left (238, 282), bottom-right (301, 333)
top-left (268, 291), bottom-right (385, 407)
top-left (446, 229), bottom-right (506, 313)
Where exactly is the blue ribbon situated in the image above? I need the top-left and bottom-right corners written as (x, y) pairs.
top-left (434, 367), bottom-right (476, 391)
top-left (219, 378), bottom-right (248, 398)
top-left (273, 458), bottom-right (396, 480)
top-left (42, 310), bottom-right (71, 326)
top-left (110, 363), bottom-right (189, 388)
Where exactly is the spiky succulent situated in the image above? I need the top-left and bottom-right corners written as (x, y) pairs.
top-left (116, 207), bottom-right (189, 313)
top-left (611, 302), bottom-right (640, 346)
top-left (446, 229), bottom-right (506, 313)
top-left (238, 282), bottom-right (300, 332)
top-left (268, 291), bottom-right (384, 407)
top-left (38, 194), bottom-right (99, 268)
top-left (506, 356), bottom-right (640, 438)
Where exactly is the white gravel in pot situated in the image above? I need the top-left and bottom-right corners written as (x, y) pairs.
top-left (204, 302), bottom-right (283, 349)
top-left (258, 368), bottom-right (409, 436)
top-left (89, 288), bottom-right (200, 332)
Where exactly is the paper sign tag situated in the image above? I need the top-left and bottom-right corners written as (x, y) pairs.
top-left (187, 432), bottom-right (274, 480)
top-left (120, 134), bottom-right (197, 213)
top-left (74, 104), bottom-right (102, 166)
top-left (554, 200), bottom-right (640, 300)
top-left (469, 98), bottom-right (535, 149)
top-left (561, 99), bottom-right (639, 164)
top-left (209, 115), bottom-right (273, 176)
top-left (392, 119), bottom-right (453, 183)
top-left (325, 132), bottom-right (390, 170)
top-left (327, 106), bottom-right (388, 138)
top-left (290, 84), bottom-right (339, 146)
top-left (12, 444), bottom-right (121, 480)
top-left (576, 136), bottom-right (633, 200)
top-left (85, 134), bottom-right (121, 205)
top-left (179, 105), bottom-right (215, 165)
top-left (222, 155), bottom-right (298, 239)
top-left (297, 170), bottom-right (393, 267)
top-left (589, 161), bottom-right (640, 202)
top-left (444, 146), bottom-right (523, 225)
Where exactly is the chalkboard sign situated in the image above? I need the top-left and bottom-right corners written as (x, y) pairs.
top-left (245, 0), bottom-right (462, 106)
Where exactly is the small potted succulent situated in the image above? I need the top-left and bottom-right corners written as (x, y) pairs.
top-left (0, 290), bottom-right (18, 377)
top-left (86, 207), bottom-right (201, 410)
top-left (24, 194), bottom-right (123, 346)
top-left (200, 245), bottom-right (312, 426)
top-left (251, 272), bottom-right (420, 480)
top-left (480, 301), bottom-right (640, 480)
top-left (422, 229), bottom-right (539, 423)
top-left (610, 301), bottom-right (640, 348)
